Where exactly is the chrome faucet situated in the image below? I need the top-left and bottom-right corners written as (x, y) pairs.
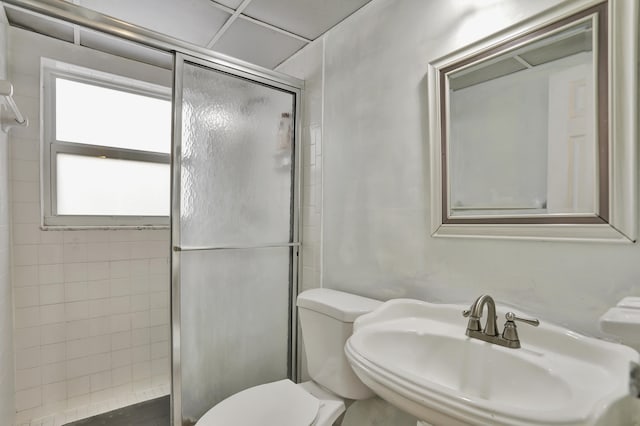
top-left (463, 294), bottom-right (539, 349)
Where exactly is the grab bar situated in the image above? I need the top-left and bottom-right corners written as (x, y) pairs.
top-left (174, 242), bottom-right (300, 252)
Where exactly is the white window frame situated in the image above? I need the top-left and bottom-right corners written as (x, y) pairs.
top-left (41, 59), bottom-right (171, 229)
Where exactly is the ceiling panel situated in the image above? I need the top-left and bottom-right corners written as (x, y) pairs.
top-left (78, 0), bottom-right (231, 46)
top-left (211, 0), bottom-right (244, 10)
top-left (5, 7), bottom-right (75, 43)
top-left (214, 18), bottom-right (306, 69)
top-left (242, 0), bottom-right (372, 40)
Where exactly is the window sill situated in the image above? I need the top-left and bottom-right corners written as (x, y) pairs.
top-left (41, 224), bottom-right (170, 231)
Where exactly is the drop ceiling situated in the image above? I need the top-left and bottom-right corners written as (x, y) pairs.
top-left (3, 0), bottom-right (372, 70)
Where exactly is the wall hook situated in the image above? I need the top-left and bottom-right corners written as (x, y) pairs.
top-left (0, 79), bottom-right (28, 133)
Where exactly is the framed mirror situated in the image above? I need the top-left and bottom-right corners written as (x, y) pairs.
top-left (428, 0), bottom-right (637, 242)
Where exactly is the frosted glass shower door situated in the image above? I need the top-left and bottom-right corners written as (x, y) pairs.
top-left (172, 54), bottom-right (299, 426)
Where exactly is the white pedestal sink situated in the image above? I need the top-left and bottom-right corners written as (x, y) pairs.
top-left (345, 299), bottom-right (640, 426)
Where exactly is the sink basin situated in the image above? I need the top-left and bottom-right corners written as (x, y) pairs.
top-left (345, 299), bottom-right (639, 426)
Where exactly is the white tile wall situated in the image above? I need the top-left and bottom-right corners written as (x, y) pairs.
top-left (276, 38), bottom-right (325, 382)
top-left (8, 27), bottom-right (171, 423)
top-left (277, 39), bottom-right (324, 295)
top-left (0, 17), bottom-right (16, 426)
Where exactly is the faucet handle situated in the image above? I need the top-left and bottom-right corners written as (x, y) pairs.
top-left (502, 312), bottom-right (539, 347)
top-left (505, 311), bottom-right (539, 327)
top-left (462, 309), bottom-right (482, 332)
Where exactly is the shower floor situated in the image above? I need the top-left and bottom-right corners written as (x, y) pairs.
top-left (62, 395), bottom-right (170, 426)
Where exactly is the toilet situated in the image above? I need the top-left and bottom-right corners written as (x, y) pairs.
top-left (196, 288), bottom-right (382, 426)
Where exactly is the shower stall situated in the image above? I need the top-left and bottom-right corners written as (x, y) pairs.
top-left (2, 2), bottom-right (303, 425)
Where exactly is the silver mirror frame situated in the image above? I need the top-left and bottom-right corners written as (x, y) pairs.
top-left (428, 0), bottom-right (638, 242)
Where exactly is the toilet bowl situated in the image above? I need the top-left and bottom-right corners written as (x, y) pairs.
top-left (195, 288), bottom-right (382, 426)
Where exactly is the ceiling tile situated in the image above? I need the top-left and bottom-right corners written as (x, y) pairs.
top-left (5, 7), bottom-right (74, 43)
top-left (78, 0), bottom-right (231, 46)
top-left (214, 18), bottom-right (307, 69)
top-left (242, 0), bottom-right (372, 40)
top-left (211, 0), bottom-right (244, 10)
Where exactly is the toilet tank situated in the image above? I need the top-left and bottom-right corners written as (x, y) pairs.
top-left (297, 288), bottom-right (382, 400)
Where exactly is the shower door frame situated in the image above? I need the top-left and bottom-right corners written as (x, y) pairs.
top-left (171, 53), bottom-right (303, 426)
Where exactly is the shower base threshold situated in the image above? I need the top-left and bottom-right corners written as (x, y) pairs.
top-left (63, 395), bottom-right (169, 426)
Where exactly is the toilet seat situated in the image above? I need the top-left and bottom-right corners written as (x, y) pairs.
top-left (196, 379), bottom-right (324, 426)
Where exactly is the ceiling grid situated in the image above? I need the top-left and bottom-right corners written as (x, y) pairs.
top-left (206, 0), bottom-right (255, 48)
top-left (5, 0), bottom-right (372, 69)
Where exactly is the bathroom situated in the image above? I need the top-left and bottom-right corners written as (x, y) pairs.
top-left (0, 0), bottom-right (638, 425)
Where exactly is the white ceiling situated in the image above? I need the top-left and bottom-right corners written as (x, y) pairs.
top-left (4, 0), bottom-right (373, 69)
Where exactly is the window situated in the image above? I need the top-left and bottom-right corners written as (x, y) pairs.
top-left (42, 60), bottom-right (171, 227)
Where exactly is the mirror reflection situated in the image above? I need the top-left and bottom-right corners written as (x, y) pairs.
top-left (446, 16), bottom-right (604, 221)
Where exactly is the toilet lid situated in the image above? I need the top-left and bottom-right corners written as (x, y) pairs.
top-left (196, 379), bottom-right (320, 426)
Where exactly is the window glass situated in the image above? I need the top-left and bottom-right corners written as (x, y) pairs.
top-left (56, 153), bottom-right (170, 216)
top-left (56, 78), bottom-right (171, 153)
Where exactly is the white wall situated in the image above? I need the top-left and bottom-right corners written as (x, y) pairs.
top-left (280, 0), bottom-right (640, 341)
top-left (9, 27), bottom-right (170, 423)
top-left (0, 13), bottom-right (16, 426)
top-left (280, 37), bottom-right (419, 426)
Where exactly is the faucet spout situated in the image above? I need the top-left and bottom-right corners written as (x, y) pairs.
top-left (467, 294), bottom-right (498, 336)
top-left (463, 294), bottom-right (539, 349)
